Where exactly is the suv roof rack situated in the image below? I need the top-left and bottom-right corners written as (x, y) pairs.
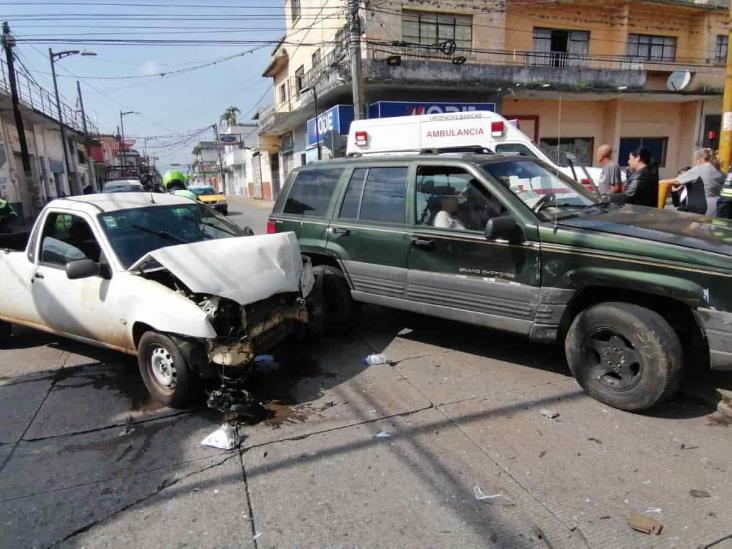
top-left (347, 146), bottom-right (494, 158)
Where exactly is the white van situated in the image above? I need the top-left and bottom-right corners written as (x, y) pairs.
top-left (346, 111), bottom-right (601, 188)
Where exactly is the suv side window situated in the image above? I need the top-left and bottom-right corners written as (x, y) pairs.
top-left (283, 168), bottom-right (343, 217)
top-left (415, 166), bottom-right (507, 232)
top-left (339, 166), bottom-right (408, 224)
top-left (40, 212), bottom-right (101, 267)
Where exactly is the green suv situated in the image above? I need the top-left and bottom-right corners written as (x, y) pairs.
top-left (269, 153), bottom-right (732, 411)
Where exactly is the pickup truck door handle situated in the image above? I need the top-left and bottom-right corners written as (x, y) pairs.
top-left (411, 237), bottom-right (435, 250)
top-left (32, 272), bottom-right (44, 282)
top-left (330, 227), bottom-right (351, 237)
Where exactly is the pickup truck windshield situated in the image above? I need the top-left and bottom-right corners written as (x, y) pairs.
top-left (99, 203), bottom-right (247, 268)
top-left (481, 160), bottom-right (597, 219)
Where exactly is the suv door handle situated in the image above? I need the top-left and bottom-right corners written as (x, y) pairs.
top-left (330, 227), bottom-right (351, 237)
top-left (411, 237), bottom-right (435, 250)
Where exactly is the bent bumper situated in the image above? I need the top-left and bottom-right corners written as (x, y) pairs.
top-left (700, 309), bottom-right (732, 371)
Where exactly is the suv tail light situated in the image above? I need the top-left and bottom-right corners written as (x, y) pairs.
top-left (490, 121), bottom-right (505, 137)
top-left (266, 219), bottom-right (276, 234)
top-left (354, 130), bottom-right (368, 146)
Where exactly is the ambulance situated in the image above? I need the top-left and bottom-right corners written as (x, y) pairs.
top-left (346, 111), bottom-right (601, 189)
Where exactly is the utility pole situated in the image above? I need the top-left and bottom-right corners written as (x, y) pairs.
top-left (212, 123), bottom-right (226, 193)
top-left (718, 0), bottom-right (732, 171)
top-left (2, 22), bottom-right (36, 216)
top-left (49, 49), bottom-right (75, 195)
top-left (348, 0), bottom-right (366, 120)
top-left (77, 80), bottom-right (96, 191)
top-left (119, 111), bottom-right (126, 168)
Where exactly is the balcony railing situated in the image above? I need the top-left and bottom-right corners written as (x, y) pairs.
top-left (0, 58), bottom-right (98, 135)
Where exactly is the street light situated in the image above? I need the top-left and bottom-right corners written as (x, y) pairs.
top-left (49, 48), bottom-right (97, 195)
top-left (301, 86), bottom-right (321, 161)
top-left (119, 110), bottom-right (140, 167)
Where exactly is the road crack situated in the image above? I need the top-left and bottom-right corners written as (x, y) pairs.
top-left (50, 453), bottom-right (236, 547)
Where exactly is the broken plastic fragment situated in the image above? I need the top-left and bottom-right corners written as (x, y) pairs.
top-left (540, 408), bottom-right (560, 419)
top-left (201, 423), bottom-right (241, 450)
top-left (375, 431), bottom-right (391, 439)
top-left (628, 512), bottom-right (663, 535)
top-left (690, 489), bottom-right (711, 498)
top-left (473, 485), bottom-right (515, 506)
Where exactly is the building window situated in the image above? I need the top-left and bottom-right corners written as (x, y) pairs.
top-left (715, 35), bottom-right (728, 64)
top-left (295, 65), bottom-right (305, 95)
top-left (312, 48), bottom-right (321, 69)
top-left (291, 0), bottom-right (301, 23)
top-left (627, 34), bottom-right (676, 62)
top-left (279, 82), bottom-right (288, 104)
top-left (531, 28), bottom-right (589, 67)
top-left (618, 137), bottom-right (668, 168)
top-left (402, 10), bottom-right (472, 51)
top-left (538, 137), bottom-right (595, 167)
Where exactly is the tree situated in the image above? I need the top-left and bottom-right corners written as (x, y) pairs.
top-left (220, 106), bottom-right (241, 127)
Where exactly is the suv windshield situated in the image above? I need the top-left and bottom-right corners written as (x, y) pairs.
top-left (99, 203), bottom-right (247, 268)
top-left (481, 159), bottom-right (598, 220)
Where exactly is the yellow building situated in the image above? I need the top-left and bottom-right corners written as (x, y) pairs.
top-left (257, 0), bottom-right (728, 198)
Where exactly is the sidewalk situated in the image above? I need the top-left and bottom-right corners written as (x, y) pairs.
top-left (227, 195), bottom-right (274, 210)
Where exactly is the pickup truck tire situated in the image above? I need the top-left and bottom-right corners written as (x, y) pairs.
top-left (565, 302), bottom-right (683, 411)
top-left (0, 320), bottom-right (11, 346)
top-left (138, 331), bottom-right (199, 408)
top-left (309, 265), bottom-right (353, 337)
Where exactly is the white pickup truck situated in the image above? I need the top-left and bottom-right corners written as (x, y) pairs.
top-left (0, 193), bottom-right (313, 408)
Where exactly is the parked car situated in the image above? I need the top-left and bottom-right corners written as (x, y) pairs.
top-left (190, 185), bottom-right (228, 215)
top-left (0, 193), bottom-right (313, 407)
top-left (102, 179), bottom-right (144, 193)
top-left (268, 153), bottom-right (732, 412)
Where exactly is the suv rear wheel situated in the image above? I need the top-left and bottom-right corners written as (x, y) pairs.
top-left (309, 265), bottom-right (353, 337)
top-left (565, 302), bottom-right (683, 411)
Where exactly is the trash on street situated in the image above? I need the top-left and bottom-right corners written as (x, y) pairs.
top-left (473, 485), bottom-right (515, 506)
top-left (201, 423), bottom-right (241, 450)
top-left (628, 512), bottom-right (663, 535)
top-left (540, 408), bottom-right (560, 420)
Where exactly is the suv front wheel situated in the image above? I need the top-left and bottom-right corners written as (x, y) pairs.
top-left (565, 302), bottom-right (683, 411)
top-left (309, 265), bottom-right (354, 337)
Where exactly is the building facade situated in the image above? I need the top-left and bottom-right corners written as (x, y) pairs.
top-left (0, 57), bottom-right (97, 219)
top-left (257, 0), bottom-right (728, 199)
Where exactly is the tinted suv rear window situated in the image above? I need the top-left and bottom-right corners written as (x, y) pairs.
top-left (283, 168), bottom-right (343, 217)
top-left (339, 166), bottom-right (408, 224)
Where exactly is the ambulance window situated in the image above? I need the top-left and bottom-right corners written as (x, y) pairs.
top-left (494, 143), bottom-right (537, 158)
top-left (340, 166), bottom-right (407, 224)
top-left (283, 168), bottom-right (343, 217)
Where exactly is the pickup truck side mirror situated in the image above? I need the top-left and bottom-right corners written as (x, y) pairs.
top-left (485, 216), bottom-right (523, 242)
top-left (66, 259), bottom-right (100, 280)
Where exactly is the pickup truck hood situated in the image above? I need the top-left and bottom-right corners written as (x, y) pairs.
top-left (128, 232), bottom-right (311, 305)
top-left (557, 205), bottom-right (732, 257)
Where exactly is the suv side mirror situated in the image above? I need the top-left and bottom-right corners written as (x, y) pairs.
top-left (485, 216), bottom-right (522, 242)
top-left (66, 258), bottom-right (99, 280)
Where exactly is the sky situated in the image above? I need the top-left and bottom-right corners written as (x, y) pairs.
top-left (2, 0), bottom-right (291, 170)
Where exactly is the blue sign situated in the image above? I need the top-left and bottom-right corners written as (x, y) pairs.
top-left (306, 104), bottom-right (354, 148)
top-left (369, 101), bottom-right (496, 119)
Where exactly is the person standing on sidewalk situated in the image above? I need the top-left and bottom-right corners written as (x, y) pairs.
top-left (0, 196), bottom-right (17, 233)
top-left (596, 144), bottom-right (623, 195)
top-left (611, 147), bottom-right (658, 207)
top-left (659, 148), bottom-right (724, 216)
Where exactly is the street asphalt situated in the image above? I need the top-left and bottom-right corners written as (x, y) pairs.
top-left (1, 200), bottom-right (732, 548)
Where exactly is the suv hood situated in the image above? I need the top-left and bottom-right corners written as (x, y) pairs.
top-left (558, 205), bottom-right (732, 257)
top-left (128, 232), bottom-right (312, 305)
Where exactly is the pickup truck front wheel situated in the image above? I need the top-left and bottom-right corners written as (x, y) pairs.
top-left (566, 302), bottom-right (683, 411)
top-left (138, 332), bottom-right (199, 408)
top-left (0, 320), bottom-right (11, 347)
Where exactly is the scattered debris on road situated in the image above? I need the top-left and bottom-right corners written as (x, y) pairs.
top-left (201, 423), bottom-right (241, 450)
top-left (588, 437), bottom-right (602, 445)
top-left (375, 431), bottom-right (392, 439)
top-left (628, 512), bottom-right (663, 535)
top-left (717, 389), bottom-right (732, 418)
top-left (473, 485), bottom-right (516, 506)
top-left (690, 489), bottom-right (712, 498)
top-left (540, 408), bottom-right (560, 420)
top-left (364, 354), bottom-right (388, 365)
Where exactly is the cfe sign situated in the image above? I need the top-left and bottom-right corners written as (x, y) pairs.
top-left (306, 105), bottom-right (354, 148)
top-left (369, 101), bottom-right (496, 119)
